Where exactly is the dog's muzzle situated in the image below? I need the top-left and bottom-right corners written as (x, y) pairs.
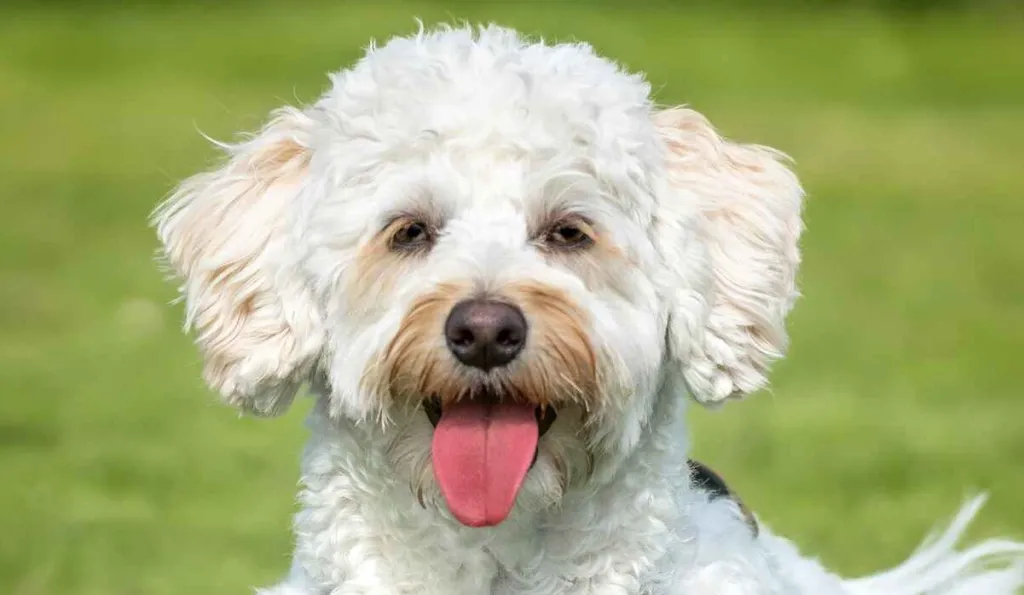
top-left (422, 299), bottom-right (562, 528)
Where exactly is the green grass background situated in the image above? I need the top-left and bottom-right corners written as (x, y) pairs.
top-left (2, 2), bottom-right (1022, 593)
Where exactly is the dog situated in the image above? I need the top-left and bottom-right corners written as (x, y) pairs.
top-left (153, 24), bottom-right (1024, 594)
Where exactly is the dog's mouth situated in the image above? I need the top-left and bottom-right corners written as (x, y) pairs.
top-left (423, 396), bottom-right (558, 436)
top-left (424, 392), bottom-right (557, 528)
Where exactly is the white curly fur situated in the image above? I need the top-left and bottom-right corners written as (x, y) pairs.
top-left (153, 23), bottom-right (1024, 595)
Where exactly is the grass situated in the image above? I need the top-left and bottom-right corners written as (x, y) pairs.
top-left (1, 2), bottom-right (1022, 593)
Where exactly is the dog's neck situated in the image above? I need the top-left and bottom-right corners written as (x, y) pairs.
top-left (290, 376), bottom-right (696, 586)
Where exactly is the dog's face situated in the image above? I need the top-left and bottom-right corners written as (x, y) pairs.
top-left (154, 26), bottom-right (803, 526)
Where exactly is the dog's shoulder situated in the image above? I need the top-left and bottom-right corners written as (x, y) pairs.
top-left (687, 459), bottom-right (759, 536)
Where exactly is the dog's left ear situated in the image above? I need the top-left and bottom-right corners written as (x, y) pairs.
top-left (652, 107), bottom-right (804, 405)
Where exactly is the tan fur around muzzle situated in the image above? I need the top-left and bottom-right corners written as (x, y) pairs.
top-left (375, 281), bottom-right (598, 411)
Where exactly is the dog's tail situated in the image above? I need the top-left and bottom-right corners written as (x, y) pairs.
top-left (841, 495), bottom-right (1024, 595)
top-left (762, 494), bottom-right (1024, 595)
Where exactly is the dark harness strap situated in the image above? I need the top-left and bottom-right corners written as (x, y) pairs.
top-left (687, 460), bottom-right (759, 536)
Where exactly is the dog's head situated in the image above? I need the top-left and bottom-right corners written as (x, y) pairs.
top-left (154, 25), bottom-right (802, 527)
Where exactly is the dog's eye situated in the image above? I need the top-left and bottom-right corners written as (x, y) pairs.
top-left (545, 221), bottom-right (593, 250)
top-left (389, 220), bottom-right (432, 252)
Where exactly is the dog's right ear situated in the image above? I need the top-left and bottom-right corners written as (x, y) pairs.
top-left (152, 107), bottom-right (324, 416)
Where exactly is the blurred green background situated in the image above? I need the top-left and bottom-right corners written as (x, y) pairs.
top-left (2, 1), bottom-right (1022, 594)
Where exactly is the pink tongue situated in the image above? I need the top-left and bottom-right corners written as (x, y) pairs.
top-left (431, 401), bottom-right (538, 527)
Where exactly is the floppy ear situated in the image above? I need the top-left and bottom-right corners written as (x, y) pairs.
top-left (153, 107), bottom-right (323, 416)
top-left (652, 107), bottom-right (804, 405)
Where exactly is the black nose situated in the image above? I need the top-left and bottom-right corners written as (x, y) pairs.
top-left (444, 299), bottom-right (527, 371)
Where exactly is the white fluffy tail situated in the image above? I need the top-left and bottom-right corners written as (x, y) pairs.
top-left (844, 495), bottom-right (1024, 595)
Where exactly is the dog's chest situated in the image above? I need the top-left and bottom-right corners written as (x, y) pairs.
top-left (487, 550), bottom-right (573, 595)
top-left (482, 526), bottom-right (643, 595)
top-left (473, 530), bottom-right (577, 594)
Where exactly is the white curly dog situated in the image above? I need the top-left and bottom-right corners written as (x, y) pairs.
top-left (153, 23), bottom-right (1024, 595)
